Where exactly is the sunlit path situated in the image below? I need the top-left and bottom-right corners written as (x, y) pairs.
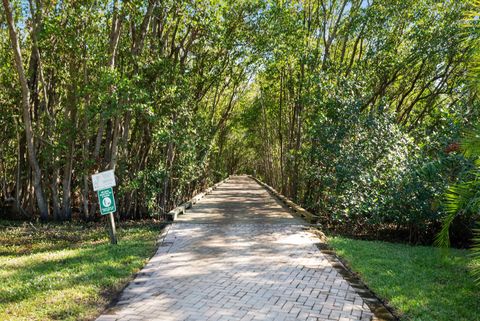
top-left (96, 176), bottom-right (374, 321)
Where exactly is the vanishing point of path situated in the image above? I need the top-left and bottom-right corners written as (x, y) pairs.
top-left (97, 176), bottom-right (375, 321)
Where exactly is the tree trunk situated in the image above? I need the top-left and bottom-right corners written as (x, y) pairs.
top-left (50, 169), bottom-right (61, 220)
top-left (3, 0), bottom-right (49, 220)
top-left (279, 69), bottom-right (285, 193)
top-left (108, 116), bottom-right (121, 170)
top-left (61, 61), bottom-right (78, 220)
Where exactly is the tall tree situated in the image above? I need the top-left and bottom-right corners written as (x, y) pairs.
top-left (2, 0), bottom-right (48, 220)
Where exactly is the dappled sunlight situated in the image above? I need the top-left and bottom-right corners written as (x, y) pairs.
top-left (3, 248), bottom-right (80, 269)
top-left (276, 232), bottom-right (316, 246)
top-left (1, 0), bottom-right (477, 319)
top-left (98, 177), bottom-right (374, 321)
top-left (0, 223), bottom-right (160, 321)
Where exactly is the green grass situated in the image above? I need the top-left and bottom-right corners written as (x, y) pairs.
top-left (329, 237), bottom-right (480, 321)
top-left (0, 220), bottom-right (163, 321)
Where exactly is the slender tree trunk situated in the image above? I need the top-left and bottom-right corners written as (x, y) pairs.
top-left (108, 116), bottom-right (121, 170)
top-left (290, 63), bottom-right (304, 201)
top-left (28, 0), bottom-right (49, 110)
top-left (279, 69), bottom-right (284, 193)
top-left (105, 0), bottom-right (130, 171)
top-left (93, 0), bottom-right (123, 169)
top-left (3, 0), bottom-right (48, 220)
top-left (14, 123), bottom-right (26, 216)
top-left (119, 1), bottom-right (156, 168)
top-left (81, 164), bottom-right (90, 220)
top-left (80, 48), bottom-right (90, 220)
top-left (94, 119), bottom-right (104, 160)
top-left (51, 169), bottom-right (61, 220)
top-left (62, 62), bottom-right (78, 220)
top-left (61, 133), bottom-right (76, 220)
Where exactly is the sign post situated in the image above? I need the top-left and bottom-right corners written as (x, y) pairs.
top-left (92, 170), bottom-right (117, 245)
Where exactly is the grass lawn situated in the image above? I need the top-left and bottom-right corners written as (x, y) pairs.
top-left (329, 237), bottom-right (480, 321)
top-left (0, 220), bottom-right (163, 321)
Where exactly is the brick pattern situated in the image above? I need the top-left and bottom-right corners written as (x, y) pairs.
top-left (97, 176), bottom-right (373, 321)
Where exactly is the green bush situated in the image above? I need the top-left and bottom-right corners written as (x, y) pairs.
top-left (303, 93), bottom-right (471, 243)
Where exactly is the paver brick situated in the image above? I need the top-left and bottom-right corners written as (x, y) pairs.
top-left (96, 176), bottom-right (374, 321)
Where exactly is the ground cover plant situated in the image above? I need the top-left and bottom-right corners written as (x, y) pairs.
top-left (0, 220), bottom-right (162, 321)
top-left (329, 236), bottom-right (480, 321)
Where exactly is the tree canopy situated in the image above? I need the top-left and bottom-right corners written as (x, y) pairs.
top-left (1, 0), bottom-right (479, 245)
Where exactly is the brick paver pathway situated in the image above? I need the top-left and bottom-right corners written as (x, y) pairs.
top-left (97, 176), bottom-right (374, 321)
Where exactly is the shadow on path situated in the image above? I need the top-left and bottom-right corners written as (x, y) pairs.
top-left (96, 176), bottom-right (376, 321)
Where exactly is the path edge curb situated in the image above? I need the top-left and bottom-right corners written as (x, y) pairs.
top-left (249, 175), bottom-right (399, 321)
top-left (166, 176), bottom-right (230, 221)
top-left (95, 221), bottom-right (170, 320)
top-left (249, 175), bottom-right (321, 225)
top-left (315, 241), bottom-right (401, 321)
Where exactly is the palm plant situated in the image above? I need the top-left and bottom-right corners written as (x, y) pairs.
top-left (436, 128), bottom-right (480, 282)
top-left (436, 1), bottom-right (480, 283)
top-left (473, 226), bottom-right (480, 282)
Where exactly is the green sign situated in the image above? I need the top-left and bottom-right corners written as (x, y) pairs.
top-left (97, 187), bottom-right (116, 215)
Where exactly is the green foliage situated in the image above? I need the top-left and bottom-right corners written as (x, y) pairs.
top-left (0, 0), bottom-right (257, 219)
top-left (1, 0), bottom-right (479, 249)
top-left (304, 93), bottom-right (412, 223)
top-left (436, 127), bottom-right (480, 284)
top-left (210, 0), bottom-right (479, 245)
top-left (301, 88), bottom-right (467, 242)
top-left (435, 0), bottom-right (480, 283)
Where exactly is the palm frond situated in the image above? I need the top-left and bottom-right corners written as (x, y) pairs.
top-left (464, 0), bottom-right (480, 21)
top-left (436, 181), bottom-right (480, 247)
top-left (436, 0), bottom-right (480, 286)
top-left (471, 226), bottom-right (480, 284)
top-left (461, 127), bottom-right (480, 158)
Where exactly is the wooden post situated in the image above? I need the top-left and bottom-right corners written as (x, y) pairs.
top-left (107, 212), bottom-right (117, 245)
